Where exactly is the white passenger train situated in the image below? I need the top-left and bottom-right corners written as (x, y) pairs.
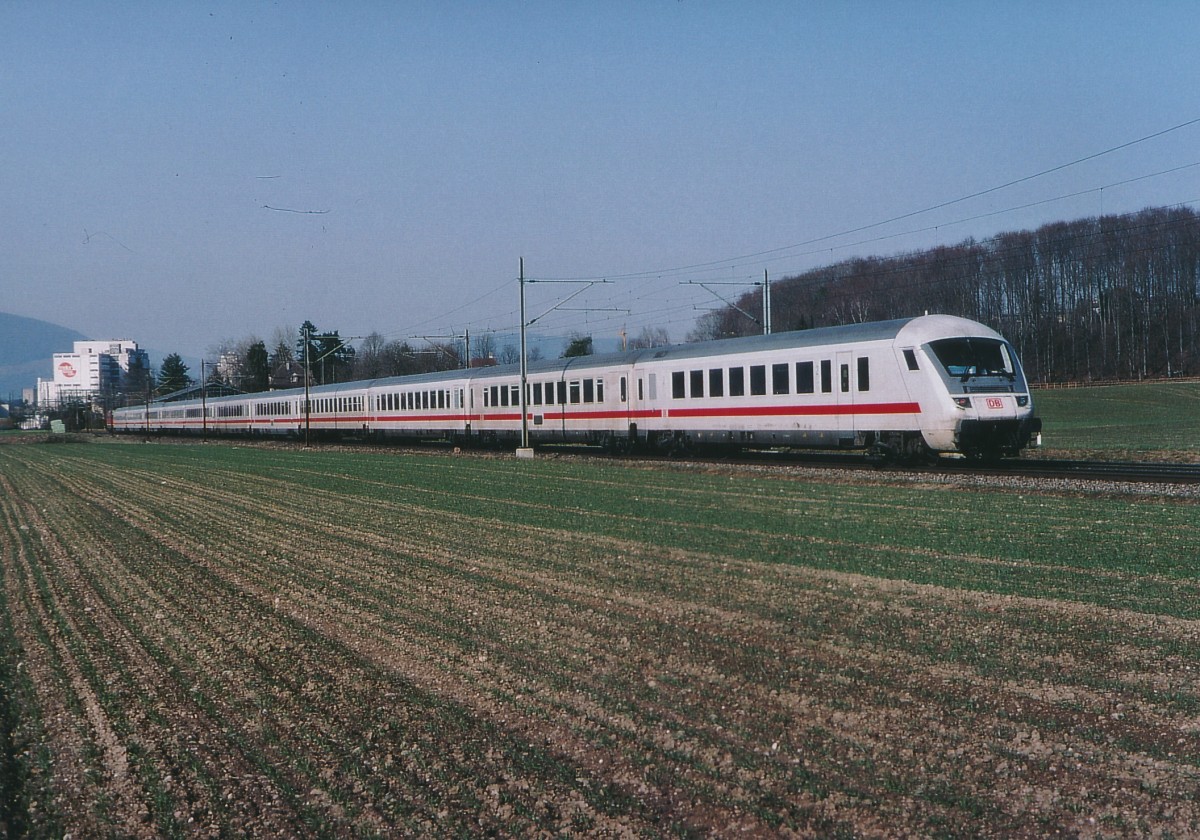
top-left (110, 315), bottom-right (1041, 461)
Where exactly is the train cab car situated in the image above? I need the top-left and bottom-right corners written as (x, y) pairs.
top-left (899, 315), bottom-right (1041, 459)
top-left (624, 314), bottom-right (1039, 461)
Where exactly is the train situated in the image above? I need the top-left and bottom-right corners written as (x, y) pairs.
top-left (110, 314), bottom-right (1042, 461)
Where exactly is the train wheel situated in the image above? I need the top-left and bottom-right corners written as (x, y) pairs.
top-left (866, 442), bottom-right (895, 467)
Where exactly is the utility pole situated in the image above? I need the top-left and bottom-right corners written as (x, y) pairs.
top-left (518, 257), bottom-right (530, 453)
top-left (201, 359), bottom-right (208, 440)
top-left (144, 371), bottom-right (151, 441)
top-left (303, 324), bottom-right (311, 448)
top-left (515, 261), bottom-right (613, 456)
top-left (763, 269), bottom-right (772, 335)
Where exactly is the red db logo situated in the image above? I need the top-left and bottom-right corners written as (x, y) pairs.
top-left (986, 398), bottom-right (1003, 410)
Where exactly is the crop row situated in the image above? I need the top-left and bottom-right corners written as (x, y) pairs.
top-left (1, 440), bottom-right (1199, 836)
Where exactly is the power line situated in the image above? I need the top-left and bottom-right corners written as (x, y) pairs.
top-left (377, 118), bottom-right (1200, 345)
top-left (530, 116), bottom-right (1200, 283)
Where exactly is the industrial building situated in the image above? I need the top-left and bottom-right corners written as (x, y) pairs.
top-left (37, 339), bottom-right (149, 409)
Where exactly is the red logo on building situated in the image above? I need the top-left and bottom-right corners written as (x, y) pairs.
top-left (58, 362), bottom-right (77, 378)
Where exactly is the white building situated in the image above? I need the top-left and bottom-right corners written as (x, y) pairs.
top-left (37, 339), bottom-right (149, 409)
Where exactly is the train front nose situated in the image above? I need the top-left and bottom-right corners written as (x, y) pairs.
top-left (955, 395), bottom-right (1040, 456)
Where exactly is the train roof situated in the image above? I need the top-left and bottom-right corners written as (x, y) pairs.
top-left (531, 314), bottom-right (1001, 371)
top-left (124, 314), bottom-right (1004, 411)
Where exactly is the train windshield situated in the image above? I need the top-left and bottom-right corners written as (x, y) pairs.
top-left (927, 337), bottom-right (1015, 380)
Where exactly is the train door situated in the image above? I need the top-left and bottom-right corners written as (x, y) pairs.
top-left (622, 373), bottom-right (639, 444)
top-left (836, 350), bottom-right (854, 440)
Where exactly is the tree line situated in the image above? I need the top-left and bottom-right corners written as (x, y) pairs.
top-left (140, 206), bottom-right (1200, 400)
top-left (142, 324), bottom-right (670, 402)
top-left (690, 205), bottom-right (1200, 383)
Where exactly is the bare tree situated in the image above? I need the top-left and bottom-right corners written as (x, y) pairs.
top-left (473, 332), bottom-right (497, 366)
top-left (353, 332), bottom-right (389, 379)
top-left (628, 326), bottom-right (671, 349)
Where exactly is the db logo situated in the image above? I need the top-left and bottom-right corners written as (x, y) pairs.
top-left (986, 398), bottom-right (1004, 410)
top-left (58, 362), bottom-right (77, 378)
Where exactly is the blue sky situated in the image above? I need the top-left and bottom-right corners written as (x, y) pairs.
top-left (3, 1), bottom-right (1198, 359)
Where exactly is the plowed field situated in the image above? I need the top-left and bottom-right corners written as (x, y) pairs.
top-left (2, 439), bottom-right (1199, 837)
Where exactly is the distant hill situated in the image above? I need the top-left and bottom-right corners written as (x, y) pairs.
top-left (0, 312), bottom-right (88, 400)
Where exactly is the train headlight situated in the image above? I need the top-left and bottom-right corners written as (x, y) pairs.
top-left (1016, 395), bottom-right (1029, 407)
top-left (953, 397), bottom-right (971, 409)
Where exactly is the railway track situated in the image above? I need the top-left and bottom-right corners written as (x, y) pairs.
top-left (545, 445), bottom-right (1200, 485)
top-left (99, 433), bottom-right (1200, 486)
top-left (941, 457), bottom-right (1200, 485)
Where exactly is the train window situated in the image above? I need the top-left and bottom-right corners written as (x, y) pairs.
top-left (821, 360), bottom-right (833, 393)
top-left (569, 381), bottom-right (581, 404)
top-left (533, 382), bottom-right (543, 405)
top-left (511, 385), bottom-right (519, 406)
top-left (557, 381), bottom-right (567, 405)
top-left (858, 357), bottom-right (870, 391)
top-left (672, 371), bottom-right (685, 399)
top-left (690, 370), bottom-right (704, 399)
top-left (638, 378), bottom-right (645, 401)
top-left (772, 363), bottom-right (789, 395)
top-left (840, 364), bottom-right (850, 393)
top-left (501, 386), bottom-right (511, 407)
top-left (708, 368), bottom-right (724, 397)
top-left (928, 337), bottom-right (1014, 378)
top-left (583, 379), bottom-right (594, 403)
top-left (596, 379), bottom-right (604, 402)
top-left (728, 367), bottom-right (745, 397)
top-left (903, 349), bottom-right (919, 371)
top-left (750, 365), bottom-right (767, 396)
top-left (796, 361), bottom-right (814, 394)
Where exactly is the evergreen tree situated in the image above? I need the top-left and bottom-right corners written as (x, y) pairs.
top-left (297, 321), bottom-right (355, 384)
top-left (562, 335), bottom-right (593, 358)
top-left (241, 341), bottom-right (270, 392)
top-left (157, 354), bottom-right (191, 397)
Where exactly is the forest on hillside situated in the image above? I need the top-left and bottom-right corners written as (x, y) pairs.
top-left (693, 206), bottom-right (1200, 383)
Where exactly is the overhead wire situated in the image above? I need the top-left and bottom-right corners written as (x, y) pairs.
top-left (387, 116), bottom-right (1200, 347)
top-left (529, 116), bottom-right (1200, 283)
